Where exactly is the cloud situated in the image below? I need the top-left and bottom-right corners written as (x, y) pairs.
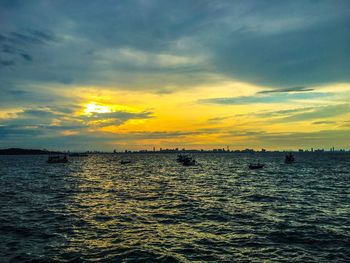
top-left (0, 29), bottom-right (53, 69)
top-left (277, 104), bottom-right (350, 123)
top-left (211, 2), bottom-right (350, 87)
top-left (21, 53), bottom-right (33, 61)
top-left (242, 104), bottom-right (350, 123)
top-left (98, 48), bottom-right (205, 68)
top-left (0, 0), bottom-right (349, 92)
top-left (9, 31), bottom-right (53, 45)
top-left (0, 60), bottom-right (15, 66)
top-left (105, 130), bottom-right (203, 140)
top-left (258, 86), bottom-right (314, 94)
top-left (207, 116), bottom-right (232, 123)
top-left (199, 92), bottom-right (331, 105)
top-left (2, 89), bottom-right (27, 96)
top-left (0, 125), bottom-right (43, 139)
top-left (0, 85), bottom-right (58, 106)
top-left (81, 110), bottom-right (154, 126)
top-left (0, 1), bottom-right (350, 150)
top-left (0, 106), bottom-right (154, 141)
top-left (313, 121), bottom-right (336, 125)
top-left (0, 125), bottom-right (117, 150)
top-left (255, 107), bottom-right (315, 118)
top-left (341, 121), bottom-right (350, 128)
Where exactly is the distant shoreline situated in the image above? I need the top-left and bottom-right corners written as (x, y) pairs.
top-left (0, 148), bottom-right (348, 155)
top-left (0, 148), bottom-right (61, 155)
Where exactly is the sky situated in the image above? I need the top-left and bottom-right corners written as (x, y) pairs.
top-left (1, 0), bottom-right (350, 151)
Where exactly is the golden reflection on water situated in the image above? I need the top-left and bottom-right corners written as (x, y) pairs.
top-left (1, 154), bottom-right (349, 262)
top-left (54, 153), bottom-right (350, 262)
top-left (62, 154), bottom-right (238, 259)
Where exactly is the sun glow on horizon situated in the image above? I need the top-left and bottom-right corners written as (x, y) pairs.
top-left (42, 81), bottom-right (350, 150)
top-left (83, 103), bottom-right (111, 115)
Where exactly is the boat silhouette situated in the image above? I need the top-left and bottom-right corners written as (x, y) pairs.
top-left (177, 154), bottom-right (196, 166)
top-left (285, 153), bottom-right (295, 164)
top-left (249, 162), bottom-right (264, 169)
top-left (120, 160), bottom-right (132, 165)
top-left (47, 154), bottom-right (68, 163)
top-left (182, 157), bottom-right (196, 166)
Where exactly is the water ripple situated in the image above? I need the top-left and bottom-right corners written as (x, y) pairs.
top-left (0, 153), bottom-right (349, 262)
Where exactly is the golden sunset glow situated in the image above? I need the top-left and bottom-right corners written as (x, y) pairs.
top-left (2, 2), bottom-right (349, 262)
top-left (83, 103), bottom-right (111, 115)
top-left (1, 1), bottom-right (349, 151)
top-left (50, 80), bottom-right (348, 150)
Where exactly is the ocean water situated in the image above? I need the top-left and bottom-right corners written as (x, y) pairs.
top-left (0, 153), bottom-right (349, 262)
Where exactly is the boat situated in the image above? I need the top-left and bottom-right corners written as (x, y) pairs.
top-left (177, 154), bottom-right (196, 166)
top-left (249, 163), bottom-right (264, 169)
top-left (182, 157), bottom-right (196, 166)
top-left (176, 154), bottom-right (187, 163)
top-left (285, 153), bottom-right (295, 164)
top-left (120, 160), bottom-right (132, 165)
top-left (47, 154), bottom-right (68, 163)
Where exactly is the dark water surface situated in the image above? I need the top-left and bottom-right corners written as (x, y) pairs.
top-left (0, 153), bottom-right (349, 262)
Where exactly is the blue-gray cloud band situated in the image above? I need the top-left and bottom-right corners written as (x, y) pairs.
top-left (1, 0), bottom-right (349, 90)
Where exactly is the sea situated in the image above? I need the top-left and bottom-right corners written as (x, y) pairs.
top-left (0, 153), bottom-right (349, 262)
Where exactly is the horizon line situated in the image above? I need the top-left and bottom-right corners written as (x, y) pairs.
top-left (1, 147), bottom-right (349, 153)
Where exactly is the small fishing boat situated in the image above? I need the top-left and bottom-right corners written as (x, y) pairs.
top-left (176, 154), bottom-right (187, 163)
top-left (176, 154), bottom-right (196, 166)
top-left (47, 154), bottom-right (68, 163)
top-left (120, 160), bottom-right (132, 165)
top-left (182, 157), bottom-right (196, 166)
top-left (285, 153), bottom-right (295, 164)
top-left (249, 163), bottom-right (264, 169)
